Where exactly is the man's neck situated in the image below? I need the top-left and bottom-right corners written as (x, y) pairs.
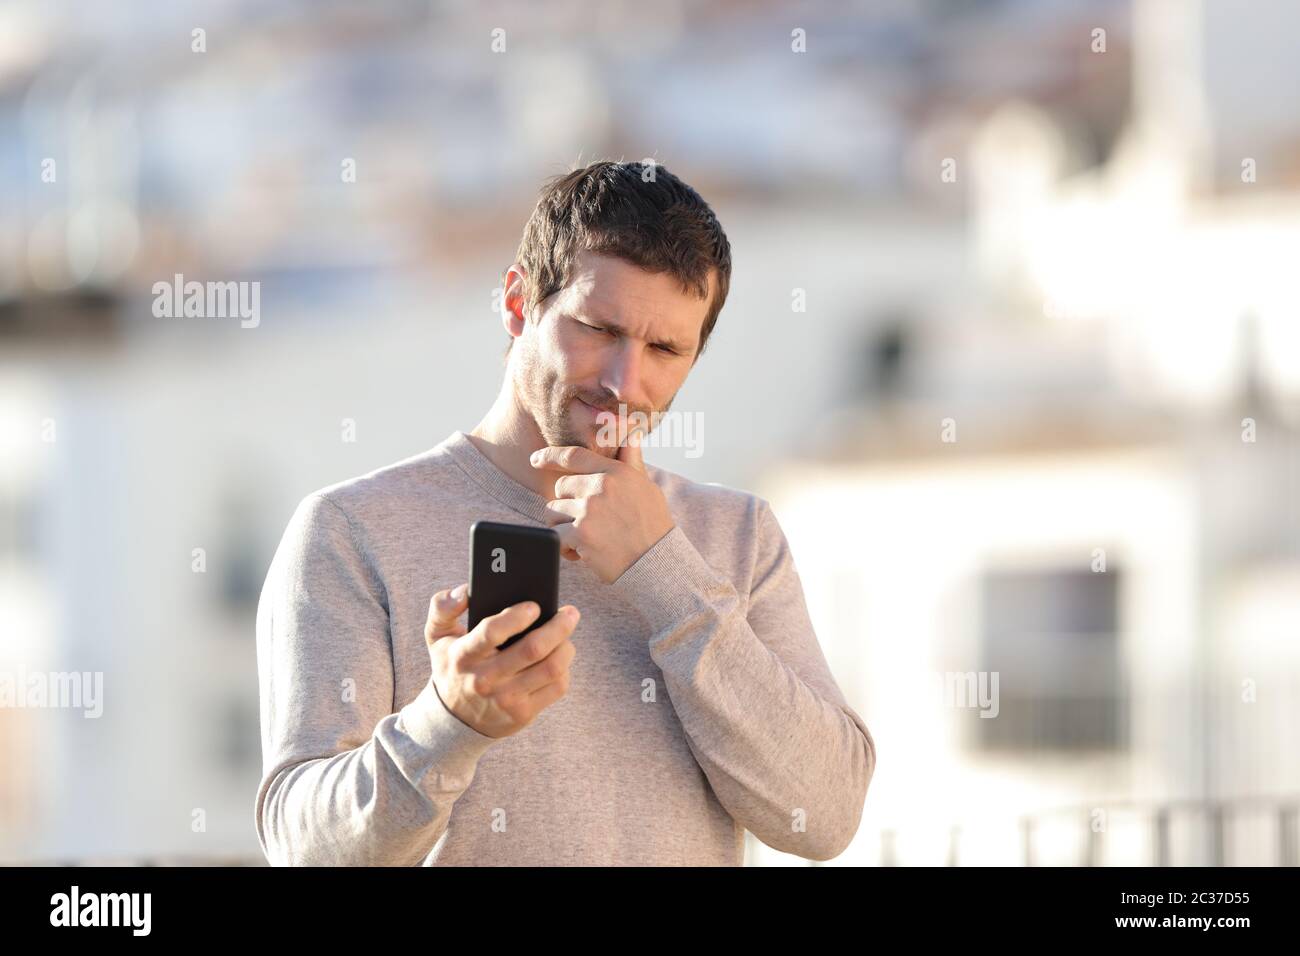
top-left (468, 388), bottom-right (557, 500)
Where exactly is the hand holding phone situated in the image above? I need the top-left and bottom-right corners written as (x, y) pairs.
top-left (422, 588), bottom-right (579, 739)
top-left (417, 521), bottom-right (579, 739)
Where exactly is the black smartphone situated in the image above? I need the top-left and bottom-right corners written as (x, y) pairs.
top-left (467, 520), bottom-right (561, 652)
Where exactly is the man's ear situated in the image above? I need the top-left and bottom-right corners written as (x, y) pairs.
top-left (501, 264), bottom-right (528, 340)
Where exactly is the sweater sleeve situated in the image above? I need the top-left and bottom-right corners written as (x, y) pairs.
top-left (254, 492), bottom-right (498, 866)
top-left (608, 497), bottom-right (876, 861)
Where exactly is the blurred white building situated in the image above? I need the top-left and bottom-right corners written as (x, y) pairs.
top-left (754, 0), bottom-right (1300, 865)
top-left (759, 402), bottom-right (1300, 866)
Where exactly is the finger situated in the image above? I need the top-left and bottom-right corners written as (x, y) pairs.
top-left (497, 635), bottom-right (576, 697)
top-left (552, 521), bottom-right (582, 558)
top-left (479, 605), bottom-right (580, 683)
top-left (460, 600), bottom-right (542, 662)
top-left (561, 547), bottom-right (580, 561)
top-left (543, 498), bottom-right (582, 526)
top-left (553, 472), bottom-right (602, 499)
top-left (592, 409), bottom-right (623, 451)
top-left (425, 583), bottom-right (469, 642)
top-left (616, 426), bottom-right (645, 471)
top-left (530, 445), bottom-right (616, 475)
top-left (527, 677), bottom-right (568, 710)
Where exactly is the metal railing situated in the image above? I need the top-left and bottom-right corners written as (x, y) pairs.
top-left (875, 795), bottom-right (1300, 866)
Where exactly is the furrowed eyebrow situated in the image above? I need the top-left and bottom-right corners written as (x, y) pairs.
top-left (569, 311), bottom-right (690, 353)
top-left (655, 337), bottom-right (691, 353)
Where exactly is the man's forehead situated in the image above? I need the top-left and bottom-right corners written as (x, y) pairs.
top-left (560, 258), bottom-right (710, 329)
top-left (567, 281), bottom-right (664, 320)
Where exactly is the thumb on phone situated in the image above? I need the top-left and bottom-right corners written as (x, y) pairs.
top-left (425, 583), bottom-right (469, 643)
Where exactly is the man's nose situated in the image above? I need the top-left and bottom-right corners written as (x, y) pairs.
top-left (600, 340), bottom-right (650, 410)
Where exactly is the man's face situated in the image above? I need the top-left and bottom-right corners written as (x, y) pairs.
top-left (507, 249), bottom-right (710, 458)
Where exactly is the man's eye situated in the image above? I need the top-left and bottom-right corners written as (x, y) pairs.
top-left (579, 320), bottom-right (673, 354)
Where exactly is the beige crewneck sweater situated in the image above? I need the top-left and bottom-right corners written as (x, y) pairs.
top-left (254, 429), bottom-right (876, 865)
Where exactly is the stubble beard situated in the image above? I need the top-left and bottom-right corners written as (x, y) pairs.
top-left (514, 343), bottom-right (673, 459)
top-left (515, 348), bottom-right (616, 460)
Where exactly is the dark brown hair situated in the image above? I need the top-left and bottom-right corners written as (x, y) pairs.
top-left (505, 160), bottom-right (731, 360)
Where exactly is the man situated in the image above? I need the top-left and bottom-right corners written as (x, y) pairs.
top-left (254, 160), bottom-right (877, 866)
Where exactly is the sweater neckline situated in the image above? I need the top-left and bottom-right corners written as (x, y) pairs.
top-left (442, 430), bottom-right (553, 526)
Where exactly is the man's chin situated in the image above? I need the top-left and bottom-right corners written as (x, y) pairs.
top-left (559, 421), bottom-right (619, 457)
top-left (550, 423), bottom-right (595, 454)
top-left (576, 434), bottom-right (619, 457)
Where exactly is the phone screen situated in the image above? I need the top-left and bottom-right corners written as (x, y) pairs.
top-left (467, 520), bottom-right (561, 651)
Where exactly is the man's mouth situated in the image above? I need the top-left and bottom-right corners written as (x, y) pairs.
top-left (575, 397), bottom-right (611, 418)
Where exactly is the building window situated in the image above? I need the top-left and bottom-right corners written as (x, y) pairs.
top-left (972, 565), bottom-right (1127, 752)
